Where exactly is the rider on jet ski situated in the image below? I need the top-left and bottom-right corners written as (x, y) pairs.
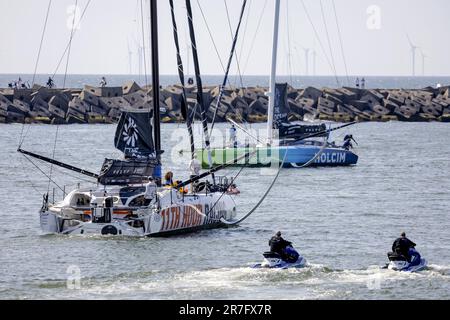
top-left (392, 232), bottom-right (416, 262)
top-left (269, 231), bottom-right (298, 262)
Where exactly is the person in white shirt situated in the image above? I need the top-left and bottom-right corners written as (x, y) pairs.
top-left (188, 154), bottom-right (201, 178)
top-left (229, 124), bottom-right (237, 148)
top-left (144, 177), bottom-right (157, 201)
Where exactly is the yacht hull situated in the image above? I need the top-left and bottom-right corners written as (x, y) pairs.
top-left (197, 145), bottom-right (358, 168)
top-left (40, 189), bottom-right (237, 237)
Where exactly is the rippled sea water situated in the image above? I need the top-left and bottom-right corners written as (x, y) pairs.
top-left (0, 122), bottom-right (449, 300)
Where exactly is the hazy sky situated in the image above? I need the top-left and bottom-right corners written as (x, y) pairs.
top-left (0, 0), bottom-right (449, 77)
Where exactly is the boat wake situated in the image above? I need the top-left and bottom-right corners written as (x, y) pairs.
top-left (14, 263), bottom-right (450, 300)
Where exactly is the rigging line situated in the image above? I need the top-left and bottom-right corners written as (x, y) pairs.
top-left (220, 151), bottom-right (288, 226)
top-left (18, 156), bottom-right (46, 195)
top-left (63, 0), bottom-right (79, 89)
top-left (242, 0), bottom-right (268, 75)
top-left (52, 0), bottom-right (92, 79)
top-left (204, 166), bottom-right (245, 219)
top-left (331, 0), bottom-right (350, 86)
top-left (238, 0), bottom-right (251, 70)
top-left (194, 0), bottom-right (228, 82)
top-left (221, 134), bottom-right (329, 226)
top-left (186, 0), bottom-right (215, 182)
top-left (140, 0), bottom-right (149, 87)
top-left (210, 0), bottom-right (248, 133)
top-left (299, 0), bottom-right (337, 84)
top-left (286, 0), bottom-right (293, 85)
top-left (223, 0), bottom-right (244, 88)
top-left (51, 165), bottom-right (97, 184)
top-left (319, 0), bottom-right (340, 86)
top-left (169, 0), bottom-right (195, 158)
top-left (47, 125), bottom-right (60, 193)
top-left (22, 154), bottom-right (65, 193)
top-left (32, 0), bottom-right (52, 86)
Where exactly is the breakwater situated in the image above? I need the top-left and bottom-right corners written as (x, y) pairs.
top-left (1, 82), bottom-right (449, 124)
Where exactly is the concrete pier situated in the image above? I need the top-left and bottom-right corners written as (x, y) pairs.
top-left (0, 82), bottom-right (449, 124)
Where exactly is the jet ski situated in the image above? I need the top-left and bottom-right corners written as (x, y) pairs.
top-left (253, 245), bottom-right (307, 269)
top-left (386, 248), bottom-right (427, 272)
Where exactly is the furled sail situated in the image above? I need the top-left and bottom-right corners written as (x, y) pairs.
top-left (273, 83), bottom-right (327, 140)
top-left (273, 83), bottom-right (291, 127)
top-left (114, 110), bottom-right (156, 160)
top-left (97, 158), bottom-right (157, 186)
top-left (98, 110), bottom-right (158, 185)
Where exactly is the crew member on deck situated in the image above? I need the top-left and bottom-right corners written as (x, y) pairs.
top-left (189, 154), bottom-right (201, 179)
top-left (343, 134), bottom-right (357, 150)
top-left (164, 171), bottom-right (174, 187)
top-left (229, 124), bottom-right (237, 148)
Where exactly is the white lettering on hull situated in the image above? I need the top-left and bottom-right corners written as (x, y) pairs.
top-left (315, 152), bottom-right (346, 164)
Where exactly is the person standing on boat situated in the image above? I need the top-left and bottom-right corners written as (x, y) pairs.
top-left (164, 171), bottom-right (174, 187)
top-left (189, 154), bottom-right (201, 179)
top-left (392, 232), bottom-right (416, 262)
top-left (229, 124), bottom-right (237, 148)
top-left (343, 134), bottom-right (357, 150)
top-left (355, 77), bottom-right (360, 89)
top-left (144, 177), bottom-right (157, 201)
top-left (361, 77), bottom-right (366, 89)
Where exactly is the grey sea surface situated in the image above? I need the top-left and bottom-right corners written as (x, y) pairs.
top-left (0, 121), bottom-right (449, 300)
top-left (2, 74), bottom-right (450, 89)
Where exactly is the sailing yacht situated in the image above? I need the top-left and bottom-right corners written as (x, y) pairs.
top-left (20, 0), bottom-right (243, 237)
top-left (197, 0), bottom-right (358, 168)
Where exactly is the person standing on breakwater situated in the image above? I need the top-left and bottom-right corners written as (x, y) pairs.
top-left (46, 77), bottom-right (55, 88)
top-left (100, 77), bottom-right (107, 87)
top-left (361, 77), bottom-right (366, 89)
top-left (355, 77), bottom-right (360, 88)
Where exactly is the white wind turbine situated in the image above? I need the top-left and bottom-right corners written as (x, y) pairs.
top-left (407, 34), bottom-right (419, 77)
top-left (420, 50), bottom-right (428, 76)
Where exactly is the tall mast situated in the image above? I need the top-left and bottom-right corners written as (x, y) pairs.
top-left (266, 0), bottom-right (281, 145)
top-left (185, 0), bottom-right (215, 181)
top-left (150, 0), bottom-right (161, 176)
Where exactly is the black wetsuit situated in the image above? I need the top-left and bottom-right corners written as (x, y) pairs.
top-left (269, 236), bottom-right (291, 257)
top-left (392, 237), bottom-right (416, 261)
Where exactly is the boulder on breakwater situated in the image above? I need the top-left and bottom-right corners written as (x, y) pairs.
top-left (1, 83), bottom-right (449, 124)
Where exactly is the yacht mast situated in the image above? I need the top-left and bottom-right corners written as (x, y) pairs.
top-left (150, 0), bottom-right (161, 179)
top-left (266, 0), bottom-right (281, 145)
